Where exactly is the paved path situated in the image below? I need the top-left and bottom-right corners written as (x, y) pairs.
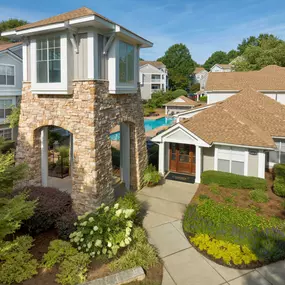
top-left (137, 180), bottom-right (285, 285)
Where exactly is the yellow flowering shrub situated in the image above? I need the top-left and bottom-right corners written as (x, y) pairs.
top-left (190, 234), bottom-right (258, 266)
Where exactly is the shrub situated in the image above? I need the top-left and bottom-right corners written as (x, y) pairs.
top-left (274, 176), bottom-right (285, 197)
top-left (171, 89), bottom-right (187, 97)
top-left (183, 200), bottom-right (285, 262)
top-left (190, 234), bottom-right (258, 265)
top-left (0, 137), bottom-right (15, 153)
top-left (109, 227), bottom-right (158, 271)
top-left (14, 186), bottom-right (72, 235)
top-left (189, 83), bottom-right (200, 93)
top-left (201, 171), bottom-right (267, 191)
top-left (209, 183), bottom-right (220, 195)
top-left (273, 164), bottom-right (285, 178)
top-left (70, 198), bottom-right (137, 258)
top-left (42, 240), bottom-right (90, 285)
top-left (117, 192), bottom-right (141, 219)
top-left (199, 96), bottom-right (207, 102)
top-left (0, 236), bottom-right (38, 285)
top-left (249, 190), bottom-right (269, 203)
top-left (143, 164), bottom-right (161, 187)
top-left (56, 252), bottom-right (90, 285)
top-left (56, 210), bottom-right (77, 241)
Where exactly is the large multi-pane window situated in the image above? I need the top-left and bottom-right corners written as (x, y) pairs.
top-left (119, 41), bottom-right (134, 84)
top-left (0, 65), bottom-right (15, 86)
top-left (217, 146), bottom-right (245, 175)
top-left (269, 140), bottom-right (285, 164)
top-left (37, 36), bottom-right (61, 83)
top-left (0, 99), bottom-right (13, 119)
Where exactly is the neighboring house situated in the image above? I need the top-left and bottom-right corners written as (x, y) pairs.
top-left (210, 64), bottom-right (232, 72)
top-left (2, 6), bottom-right (152, 204)
top-left (152, 88), bottom-right (285, 183)
top-left (0, 42), bottom-right (22, 140)
top-left (191, 67), bottom-right (208, 90)
top-left (164, 96), bottom-right (200, 115)
top-left (205, 65), bottom-right (285, 104)
top-left (139, 61), bottom-right (168, 100)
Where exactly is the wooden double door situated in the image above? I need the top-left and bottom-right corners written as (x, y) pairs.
top-left (169, 143), bottom-right (196, 174)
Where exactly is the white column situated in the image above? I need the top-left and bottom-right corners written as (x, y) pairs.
top-left (22, 40), bottom-right (28, 81)
top-left (258, 151), bottom-right (266, 179)
top-left (69, 133), bottom-right (74, 177)
top-left (165, 106), bottom-right (168, 115)
top-left (120, 123), bottom-right (130, 190)
top-left (41, 127), bottom-right (48, 187)
top-left (158, 142), bottom-right (165, 175)
top-left (195, 145), bottom-right (202, 183)
top-left (87, 31), bottom-right (96, 79)
top-left (244, 149), bottom-right (249, 176)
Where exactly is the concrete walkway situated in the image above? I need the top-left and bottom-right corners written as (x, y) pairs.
top-left (137, 180), bottom-right (285, 285)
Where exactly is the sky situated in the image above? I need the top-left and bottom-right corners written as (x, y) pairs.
top-left (1, 0), bottom-right (285, 63)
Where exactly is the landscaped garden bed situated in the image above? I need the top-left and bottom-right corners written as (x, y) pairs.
top-left (183, 170), bottom-right (285, 269)
top-left (0, 141), bottom-right (162, 285)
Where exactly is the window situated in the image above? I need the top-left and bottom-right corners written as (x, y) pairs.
top-left (0, 99), bottom-right (13, 119)
top-left (217, 146), bottom-right (245, 175)
top-left (0, 128), bottom-right (12, 140)
top-left (270, 140), bottom-right (285, 164)
top-left (119, 41), bottom-right (134, 84)
top-left (0, 65), bottom-right (15, 86)
top-left (37, 36), bottom-right (61, 83)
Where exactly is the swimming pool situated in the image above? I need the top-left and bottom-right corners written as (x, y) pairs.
top-left (110, 117), bottom-right (175, 141)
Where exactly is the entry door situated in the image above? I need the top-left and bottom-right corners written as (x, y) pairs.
top-left (169, 143), bottom-right (196, 174)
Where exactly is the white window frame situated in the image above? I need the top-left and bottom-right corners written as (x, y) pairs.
top-left (30, 33), bottom-right (69, 95)
top-left (118, 40), bottom-right (135, 85)
top-left (270, 140), bottom-right (285, 164)
top-left (36, 36), bottom-right (61, 83)
top-left (0, 128), bottom-right (12, 140)
top-left (0, 64), bottom-right (16, 87)
top-left (0, 98), bottom-right (13, 120)
top-left (215, 146), bottom-right (247, 176)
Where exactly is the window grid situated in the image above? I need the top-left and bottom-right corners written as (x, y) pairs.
top-left (273, 140), bottom-right (285, 164)
top-left (0, 99), bottom-right (13, 119)
top-left (0, 128), bottom-right (12, 140)
top-left (0, 64), bottom-right (15, 86)
top-left (36, 37), bottom-right (61, 83)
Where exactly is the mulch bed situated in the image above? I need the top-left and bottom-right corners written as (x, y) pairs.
top-left (192, 173), bottom-right (285, 219)
top-left (22, 229), bottom-right (163, 285)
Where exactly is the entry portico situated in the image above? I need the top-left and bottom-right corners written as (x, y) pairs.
top-left (152, 123), bottom-right (210, 183)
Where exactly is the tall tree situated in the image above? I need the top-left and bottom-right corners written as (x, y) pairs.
top-left (203, 51), bottom-right (229, 71)
top-left (0, 19), bottom-right (28, 42)
top-left (158, 43), bottom-right (195, 90)
top-left (227, 49), bottom-right (239, 62)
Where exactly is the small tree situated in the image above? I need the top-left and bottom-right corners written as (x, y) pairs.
top-left (190, 83), bottom-right (200, 93)
top-left (6, 106), bottom-right (20, 128)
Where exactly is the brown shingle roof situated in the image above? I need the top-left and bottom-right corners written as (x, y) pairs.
top-left (206, 65), bottom-right (285, 91)
top-left (164, 96), bottom-right (200, 107)
top-left (4, 7), bottom-right (151, 45)
top-left (139, 61), bottom-right (165, 68)
top-left (181, 88), bottom-right (285, 148)
top-left (194, 67), bottom-right (206, 74)
top-left (0, 42), bottom-right (22, 52)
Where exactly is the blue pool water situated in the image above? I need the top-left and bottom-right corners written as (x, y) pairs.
top-left (110, 117), bottom-right (175, 141)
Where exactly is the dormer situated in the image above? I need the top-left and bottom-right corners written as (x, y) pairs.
top-left (2, 7), bottom-right (153, 95)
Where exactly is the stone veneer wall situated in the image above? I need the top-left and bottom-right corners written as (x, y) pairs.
top-left (16, 80), bottom-right (148, 214)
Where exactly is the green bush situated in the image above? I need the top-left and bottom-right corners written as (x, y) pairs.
top-left (190, 83), bottom-right (200, 93)
top-left (42, 240), bottom-right (90, 285)
top-left (273, 164), bottom-right (285, 178)
top-left (109, 227), bottom-right (158, 271)
top-left (249, 190), bottom-right (269, 203)
top-left (144, 107), bottom-right (155, 117)
top-left (70, 197), bottom-right (138, 258)
top-left (117, 192), bottom-right (141, 219)
top-left (274, 177), bottom-right (285, 197)
top-left (0, 137), bottom-right (15, 153)
top-left (183, 200), bottom-right (285, 262)
top-left (199, 96), bottom-right (207, 102)
top-left (143, 164), bottom-right (161, 187)
top-left (56, 252), bottom-right (90, 285)
top-left (201, 171), bottom-right (267, 191)
top-left (171, 89), bottom-right (187, 97)
top-left (55, 210), bottom-right (77, 241)
top-left (0, 236), bottom-right (38, 285)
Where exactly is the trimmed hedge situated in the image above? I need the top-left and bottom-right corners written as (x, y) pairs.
top-left (201, 171), bottom-right (267, 191)
top-left (273, 164), bottom-right (285, 197)
top-left (183, 200), bottom-right (285, 262)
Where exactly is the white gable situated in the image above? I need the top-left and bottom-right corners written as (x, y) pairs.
top-left (164, 128), bottom-right (199, 144)
top-left (139, 64), bottom-right (163, 74)
top-left (173, 97), bottom-right (185, 103)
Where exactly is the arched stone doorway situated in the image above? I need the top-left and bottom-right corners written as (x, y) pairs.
top-left (16, 80), bottom-right (148, 214)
